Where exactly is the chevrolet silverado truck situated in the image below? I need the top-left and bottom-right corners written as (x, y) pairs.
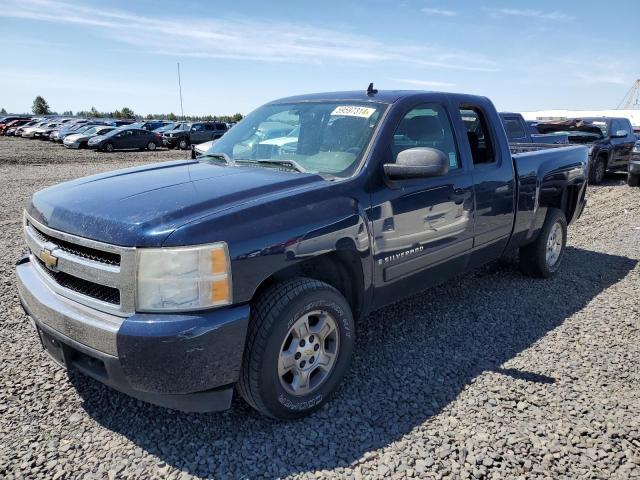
top-left (537, 117), bottom-right (636, 184)
top-left (16, 89), bottom-right (588, 419)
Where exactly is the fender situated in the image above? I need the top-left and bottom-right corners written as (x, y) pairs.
top-left (164, 179), bottom-right (373, 307)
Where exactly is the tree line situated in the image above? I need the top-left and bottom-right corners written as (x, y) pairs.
top-left (18, 96), bottom-right (242, 123)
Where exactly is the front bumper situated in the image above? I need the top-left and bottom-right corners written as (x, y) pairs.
top-left (163, 137), bottom-right (180, 147)
top-left (16, 257), bottom-right (250, 412)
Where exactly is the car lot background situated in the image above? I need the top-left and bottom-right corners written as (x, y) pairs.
top-left (0, 136), bottom-right (639, 479)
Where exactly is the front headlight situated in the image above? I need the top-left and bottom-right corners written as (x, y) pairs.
top-left (136, 243), bottom-right (232, 312)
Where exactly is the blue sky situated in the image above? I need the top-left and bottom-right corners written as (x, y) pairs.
top-left (1, 0), bottom-right (638, 116)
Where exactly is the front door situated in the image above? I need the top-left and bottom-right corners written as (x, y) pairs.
top-left (610, 119), bottom-right (635, 169)
top-left (370, 101), bottom-right (475, 309)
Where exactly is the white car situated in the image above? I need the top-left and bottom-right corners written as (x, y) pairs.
top-left (21, 123), bottom-right (48, 138)
top-left (64, 126), bottom-right (115, 149)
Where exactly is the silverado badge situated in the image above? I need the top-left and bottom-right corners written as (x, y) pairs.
top-left (40, 249), bottom-right (58, 269)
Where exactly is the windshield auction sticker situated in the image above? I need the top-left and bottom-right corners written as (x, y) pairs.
top-left (331, 106), bottom-right (376, 118)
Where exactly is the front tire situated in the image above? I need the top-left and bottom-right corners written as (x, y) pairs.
top-left (104, 142), bottom-right (114, 153)
top-left (238, 278), bottom-right (355, 419)
top-left (628, 173), bottom-right (640, 187)
top-left (178, 138), bottom-right (189, 150)
top-left (589, 156), bottom-right (606, 184)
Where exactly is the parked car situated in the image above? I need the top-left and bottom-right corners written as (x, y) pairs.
top-left (0, 116), bottom-right (27, 132)
top-left (163, 121), bottom-right (228, 149)
top-left (499, 113), bottom-right (568, 144)
top-left (537, 117), bottom-right (636, 184)
top-left (55, 122), bottom-right (111, 143)
top-left (23, 121), bottom-right (59, 139)
top-left (14, 120), bottom-right (43, 137)
top-left (50, 120), bottom-right (91, 142)
top-left (627, 137), bottom-right (640, 186)
top-left (34, 122), bottom-right (64, 140)
top-left (63, 125), bottom-right (116, 149)
top-left (16, 89), bottom-right (588, 419)
top-left (1, 118), bottom-right (32, 135)
top-left (88, 127), bottom-right (162, 152)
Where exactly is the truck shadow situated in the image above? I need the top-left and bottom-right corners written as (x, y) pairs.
top-left (69, 246), bottom-right (636, 478)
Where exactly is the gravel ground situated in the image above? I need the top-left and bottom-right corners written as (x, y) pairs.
top-left (1, 136), bottom-right (639, 479)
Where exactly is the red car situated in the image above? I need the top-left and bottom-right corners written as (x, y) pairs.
top-left (0, 117), bottom-right (32, 135)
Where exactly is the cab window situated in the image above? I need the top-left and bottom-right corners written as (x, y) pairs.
top-left (460, 107), bottom-right (495, 164)
top-left (392, 103), bottom-right (459, 170)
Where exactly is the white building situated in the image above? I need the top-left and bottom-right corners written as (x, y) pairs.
top-left (520, 109), bottom-right (640, 128)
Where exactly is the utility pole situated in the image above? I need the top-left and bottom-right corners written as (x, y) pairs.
top-left (177, 62), bottom-right (185, 120)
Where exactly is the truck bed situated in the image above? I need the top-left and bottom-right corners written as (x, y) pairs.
top-left (509, 144), bottom-right (588, 249)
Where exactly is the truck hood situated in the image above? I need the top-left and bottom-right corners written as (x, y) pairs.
top-left (28, 160), bottom-right (323, 247)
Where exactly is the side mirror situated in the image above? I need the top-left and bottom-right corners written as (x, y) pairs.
top-left (611, 130), bottom-right (628, 138)
top-left (384, 147), bottom-right (449, 180)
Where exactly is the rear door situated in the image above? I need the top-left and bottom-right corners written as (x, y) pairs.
top-left (370, 101), bottom-right (475, 308)
top-left (136, 129), bottom-right (151, 148)
top-left (455, 103), bottom-right (516, 268)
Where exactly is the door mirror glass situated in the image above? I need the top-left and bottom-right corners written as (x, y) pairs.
top-left (384, 147), bottom-right (449, 180)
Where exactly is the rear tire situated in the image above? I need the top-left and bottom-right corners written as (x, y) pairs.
top-left (589, 156), bottom-right (606, 184)
top-left (147, 141), bottom-right (157, 151)
top-left (238, 278), bottom-right (355, 419)
top-left (628, 173), bottom-right (640, 187)
top-left (519, 208), bottom-right (567, 278)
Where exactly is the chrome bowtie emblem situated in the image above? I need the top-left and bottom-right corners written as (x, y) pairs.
top-left (40, 249), bottom-right (58, 269)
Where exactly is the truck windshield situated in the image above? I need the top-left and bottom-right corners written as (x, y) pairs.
top-left (205, 101), bottom-right (387, 178)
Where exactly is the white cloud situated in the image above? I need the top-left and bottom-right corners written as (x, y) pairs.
top-left (487, 8), bottom-right (573, 22)
top-left (0, 0), bottom-right (498, 72)
top-left (421, 8), bottom-right (458, 17)
top-left (389, 78), bottom-right (455, 88)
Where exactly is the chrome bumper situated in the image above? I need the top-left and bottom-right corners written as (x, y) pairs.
top-left (16, 259), bottom-right (123, 356)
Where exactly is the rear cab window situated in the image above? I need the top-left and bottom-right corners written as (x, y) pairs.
top-left (502, 116), bottom-right (527, 142)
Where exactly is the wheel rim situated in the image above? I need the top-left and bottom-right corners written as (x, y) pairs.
top-left (546, 222), bottom-right (563, 267)
top-left (148, 142), bottom-right (156, 150)
top-left (106, 144), bottom-right (113, 152)
top-left (278, 310), bottom-right (339, 396)
top-left (179, 140), bottom-right (187, 149)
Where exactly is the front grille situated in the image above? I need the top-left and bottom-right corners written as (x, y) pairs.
top-left (29, 223), bottom-right (120, 266)
top-left (34, 257), bottom-right (120, 305)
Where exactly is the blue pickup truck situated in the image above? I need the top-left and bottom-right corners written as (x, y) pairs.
top-left (16, 89), bottom-right (588, 419)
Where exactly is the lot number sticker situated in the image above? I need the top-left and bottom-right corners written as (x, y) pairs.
top-left (331, 106), bottom-right (376, 118)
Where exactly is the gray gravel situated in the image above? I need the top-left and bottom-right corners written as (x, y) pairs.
top-left (1, 136), bottom-right (639, 479)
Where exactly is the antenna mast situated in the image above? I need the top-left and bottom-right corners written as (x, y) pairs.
top-left (617, 79), bottom-right (640, 109)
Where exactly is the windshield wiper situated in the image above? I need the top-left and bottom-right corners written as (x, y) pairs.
top-left (237, 158), bottom-right (307, 173)
top-left (201, 152), bottom-right (235, 166)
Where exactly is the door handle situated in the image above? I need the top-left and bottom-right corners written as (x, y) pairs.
top-left (450, 188), bottom-right (470, 205)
